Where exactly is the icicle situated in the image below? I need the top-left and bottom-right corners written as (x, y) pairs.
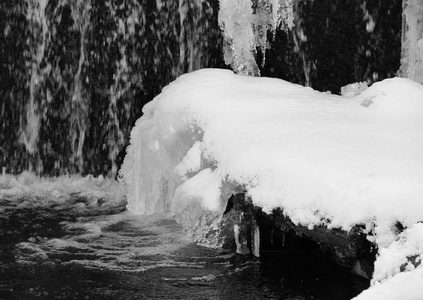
top-left (218, 0), bottom-right (259, 76)
top-left (271, 0), bottom-right (280, 34)
top-left (234, 224), bottom-right (242, 253)
top-left (234, 223), bottom-right (250, 254)
top-left (251, 223), bottom-right (260, 257)
top-left (218, 0), bottom-right (296, 76)
top-left (274, 0), bottom-right (295, 32)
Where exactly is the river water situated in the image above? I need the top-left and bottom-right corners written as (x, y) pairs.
top-left (0, 204), bottom-right (369, 300)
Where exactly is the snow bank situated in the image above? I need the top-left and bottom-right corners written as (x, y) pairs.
top-left (121, 68), bottom-right (423, 298)
top-left (121, 68), bottom-right (423, 230)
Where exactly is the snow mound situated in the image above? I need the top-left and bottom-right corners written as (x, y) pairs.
top-left (121, 69), bottom-right (423, 232)
top-left (120, 69), bottom-right (423, 297)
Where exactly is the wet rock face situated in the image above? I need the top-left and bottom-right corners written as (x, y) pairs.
top-left (220, 193), bottom-right (376, 279)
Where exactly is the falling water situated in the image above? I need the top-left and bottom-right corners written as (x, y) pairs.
top-left (1, 0), bottom-right (404, 176)
top-left (20, 0), bottom-right (49, 159)
top-left (292, 1), bottom-right (311, 87)
top-left (1, 0), bottom-right (222, 176)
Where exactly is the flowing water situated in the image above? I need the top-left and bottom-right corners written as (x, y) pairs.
top-left (0, 200), bottom-right (369, 300)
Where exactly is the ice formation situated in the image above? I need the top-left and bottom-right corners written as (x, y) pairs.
top-left (400, 0), bottom-right (423, 83)
top-left (218, 0), bottom-right (295, 75)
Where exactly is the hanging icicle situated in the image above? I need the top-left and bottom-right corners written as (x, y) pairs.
top-left (218, 0), bottom-right (296, 76)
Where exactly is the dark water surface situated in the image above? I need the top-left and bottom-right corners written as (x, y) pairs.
top-left (0, 206), bottom-right (369, 300)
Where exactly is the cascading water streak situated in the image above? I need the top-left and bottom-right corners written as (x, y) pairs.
top-left (20, 0), bottom-right (49, 159)
top-left (1, 0), bottom-right (221, 176)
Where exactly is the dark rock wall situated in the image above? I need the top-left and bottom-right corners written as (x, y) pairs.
top-left (260, 0), bottom-right (402, 93)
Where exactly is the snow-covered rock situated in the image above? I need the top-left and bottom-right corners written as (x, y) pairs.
top-left (120, 68), bottom-right (423, 298)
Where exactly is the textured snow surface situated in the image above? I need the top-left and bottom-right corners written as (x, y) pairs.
top-left (353, 223), bottom-right (423, 300)
top-left (121, 68), bottom-right (423, 230)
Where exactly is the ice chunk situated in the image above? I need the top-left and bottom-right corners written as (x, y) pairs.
top-left (172, 168), bottom-right (223, 213)
top-left (119, 90), bottom-right (207, 215)
top-left (174, 141), bottom-right (204, 178)
top-left (218, 0), bottom-right (259, 75)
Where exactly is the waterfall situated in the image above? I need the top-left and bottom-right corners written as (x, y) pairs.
top-left (0, 0), bottom-right (405, 176)
top-left (20, 0), bottom-right (49, 159)
top-left (0, 0), bottom-right (222, 176)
